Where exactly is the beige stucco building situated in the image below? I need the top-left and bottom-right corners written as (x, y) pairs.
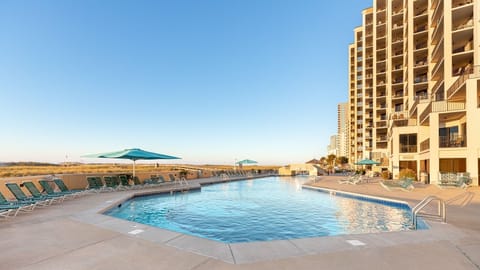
top-left (278, 164), bottom-right (324, 176)
top-left (348, 0), bottom-right (479, 185)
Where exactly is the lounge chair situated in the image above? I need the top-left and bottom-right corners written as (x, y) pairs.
top-left (118, 175), bottom-right (132, 189)
top-left (39, 180), bottom-right (80, 199)
top-left (168, 174), bottom-right (177, 182)
top-left (0, 209), bottom-right (13, 219)
top-left (23, 182), bottom-right (65, 203)
top-left (110, 176), bottom-right (127, 190)
top-left (0, 191), bottom-right (36, 217)
top-left (53, 179), bottom-right (88, 195)
top-left (5, 183), bottom-right (52, 206)
top-left (131, 176), bottom-right (146, 189)
top-left (103, 176), bottom-right (121, 191)
top-left (87, 176), bottom-right (112, 192)
top-left (339, 174), bottom-right (363, 184)
top-left (380, 178), bottom-right (415, 191)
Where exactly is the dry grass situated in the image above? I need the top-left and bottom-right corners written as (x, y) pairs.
top-left (0, 164), bottom-right (279, 178)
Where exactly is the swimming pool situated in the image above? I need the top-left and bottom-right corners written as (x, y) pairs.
top-left (105, 176), bottom-right (426, 243)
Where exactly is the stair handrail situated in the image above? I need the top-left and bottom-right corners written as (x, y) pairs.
top-left (412, 195), bottom-right (446, 229)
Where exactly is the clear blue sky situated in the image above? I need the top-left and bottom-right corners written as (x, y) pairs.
top-left (0, 0), bottom-right (371, 165)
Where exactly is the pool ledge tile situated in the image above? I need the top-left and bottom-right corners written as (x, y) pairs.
top-left (230, 239), bottom-right (305, 264)
top-left (165, 234), bottom-right (235, 264)
top-left (289, 236), bottom-right (355, 254)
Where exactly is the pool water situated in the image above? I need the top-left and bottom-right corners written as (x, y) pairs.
top-left (105, 176), bottom-right (426, 243)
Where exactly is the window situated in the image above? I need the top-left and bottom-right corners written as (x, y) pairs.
top-left (399, 134), bottom-right (417, 153)
top-left (439, 126), bottom-right (464, 147)
top-left (395, 103), bottom-right (403, 112)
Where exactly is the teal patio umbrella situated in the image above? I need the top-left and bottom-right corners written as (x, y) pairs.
top-left (355, 159), bottom-right (380, 165)
top-left (82, 148), bottom-right (181, 176)
top-left (236, 159), bottom-right (258, 165)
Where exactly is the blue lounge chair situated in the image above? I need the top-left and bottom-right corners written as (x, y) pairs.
top-left (87, 176), bottom-right (112, 192)
top-left (53, 179), bottom-right (88, 196)
top-left (39, 180), bottom-right (79, 199)
top-left (118, 175), bottom-right (132, 190)
top-left (5, 183), bottom-right (52, 206)
top-left (0, 191), bottom-right (36, 217)
top-left (23, 182), bottom-right (65, 203)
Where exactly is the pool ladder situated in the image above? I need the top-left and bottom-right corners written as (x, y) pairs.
top-left (412, 195), bottom-right (446, 229)
top-left (175, 177), bottom-right (189, 187)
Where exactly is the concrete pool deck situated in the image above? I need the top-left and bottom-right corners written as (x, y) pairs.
top-left (1, 175), bottom-right (480, 269)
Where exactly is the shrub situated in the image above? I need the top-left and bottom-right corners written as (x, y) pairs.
top-left (381, 170), bottom-right (391, 180)
top-left (399, 168), bottom-right (416, 180)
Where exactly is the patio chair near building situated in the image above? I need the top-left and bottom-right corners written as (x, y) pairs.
top-left (437, 172), bottom-right (472, 189)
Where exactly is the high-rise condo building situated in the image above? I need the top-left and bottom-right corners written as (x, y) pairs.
top-left (337, 102), bottom-right (349, 158)
top-left (348, 0), bottom-right (479, 185)
top-left (328, 135), bottom-right (338, 156)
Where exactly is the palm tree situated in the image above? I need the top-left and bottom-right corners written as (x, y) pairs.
top-left (327, 154), bottom-right (336, 167)
top-left (319, 156), bottom-right (327, 168)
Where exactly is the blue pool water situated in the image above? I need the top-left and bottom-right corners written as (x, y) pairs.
top-left (105, 176), bottom-right (426, 243)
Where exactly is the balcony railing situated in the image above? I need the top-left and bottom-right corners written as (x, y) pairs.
top-left (414, 75), bottom-right (428, 83)
top-left (419, 102), bottom-right (432, 124)
top-left (420, 138), bottom-right (430, 152)
top-left (453, 19), bottom-right (474, 31)
top-left (377, 135), bottom-right (388, 142)
top-left (452, 0), bottom-right (473, 8)
top-left (409, 98), bottom-right (420, 116)
top-left (447, 65), bottom-right (480, 99)
top-left (376, 121), bottom-right (387, 128)
top-left (431, 100), bottom-right (465, 112)
top-left (400, 145), bottom-right (418, 153)
top-left (439, 135), bottom-right (466, 148)
top-left (391, 110), bottom-right (406, 119)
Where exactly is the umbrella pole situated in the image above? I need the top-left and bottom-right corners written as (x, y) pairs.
top-left (133, 160), bottom-right (136, 177)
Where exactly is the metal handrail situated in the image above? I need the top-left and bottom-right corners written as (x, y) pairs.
top-left (412, 195), bottom-right (446, 229)
top-left (175, 177), bottom-right (189, 186)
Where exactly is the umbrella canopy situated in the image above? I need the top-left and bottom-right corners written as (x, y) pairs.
top-left (236, 159), bottom-right (258, 165)
top-left (82, 148), bottom-right (180, 176)
top-left (354, 158), bottom-right (380, 165)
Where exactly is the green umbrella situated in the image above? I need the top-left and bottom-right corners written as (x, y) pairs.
top-left (354, 158), bottom-right (380, 165)
top-left (82, 148), bottom-right (181, 176)
top-left (236, 159), bottom-right (258, 165)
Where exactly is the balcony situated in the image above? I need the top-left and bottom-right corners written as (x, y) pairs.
top-left (414, 24), bottom-right (427, 34)
top-left (400, 145), bottom-right (418, 153)
top-left (391, 111), bottom-right (407, 121)
top-left (453, 18), bottom-right (474, 31)
top-left (377, 135), bottom-right (388, 142)
top-left (392, 77), bottom-right (403, 85)
top-left (419, 102), bottom-right (432, 125)
top-left (376, 121), bottom-right (387, 128)
top-left (447, 65), bottom-right (480, 99)
top-left (420, 138), bottom-right (430, 152)
top-left (439, 135), bottom-right (466, 148)
top-left (414, 75), bottom-right (428, 84)
top-left (452, 0), bottom-right (473, 9)
top-left (431, 100), bottom-right (466, 112)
